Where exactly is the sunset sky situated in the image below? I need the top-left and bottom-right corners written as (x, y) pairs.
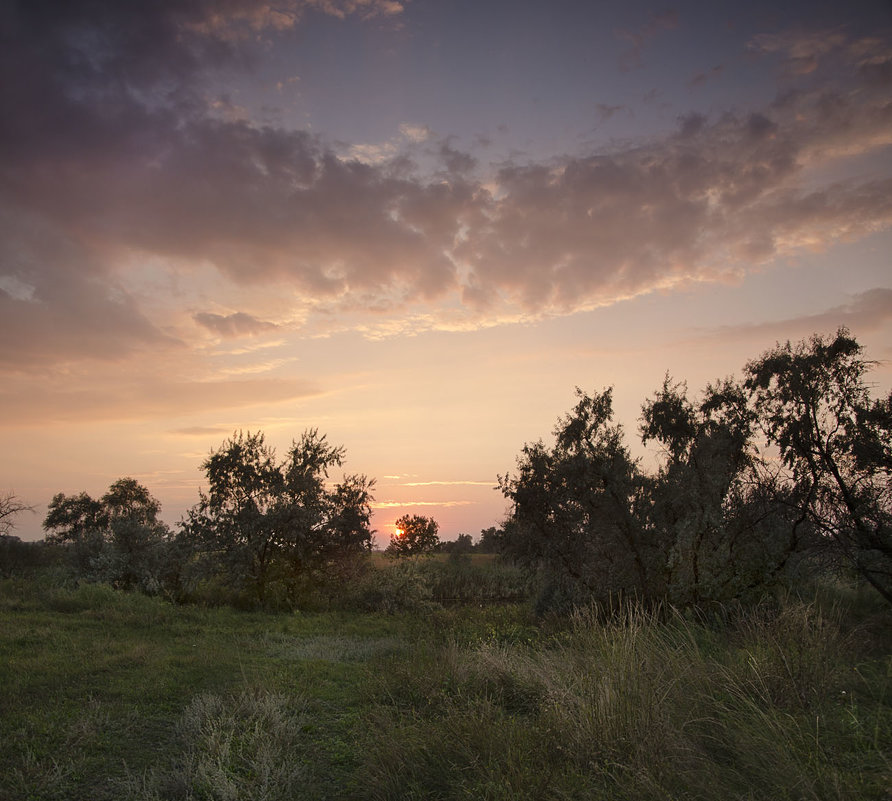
top-left (2, 0), bottom-right (891, 544)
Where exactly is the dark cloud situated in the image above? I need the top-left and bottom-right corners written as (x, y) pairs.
top-left (689, 65), bottom-right (723, 87)
top-left (615, 9), bottom-right (679, 72)
top-left (194, 311), bottom-right (279, 337)
top-left (1, 2), bottom-right (891, 372)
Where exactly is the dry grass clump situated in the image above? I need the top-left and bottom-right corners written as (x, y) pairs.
top-left (123, 689), bottom-right (313, 801)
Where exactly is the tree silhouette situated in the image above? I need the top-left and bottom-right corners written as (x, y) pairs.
top-left (745, 329), bottom-right (892, 604)
top-left (386, 514), bottom-right (440, 557)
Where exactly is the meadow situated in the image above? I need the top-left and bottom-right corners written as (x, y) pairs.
top-left (1, 560), bottom-right (889, 801)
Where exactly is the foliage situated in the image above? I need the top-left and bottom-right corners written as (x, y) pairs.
top-left (43, 478), bottom-right (170, 592)
top-left (744, 328), bottom-right (892, 604)
top-left (360, 586), bottom-right (891, 801)
top-left (347, 555), bottom-right (536, 611)
top-left (641, 375), bottom-right (808, 606)
top-left (132, 689), bottom-right (315, 801)
top-left (182, 429), bottom-right (375, 606)
top-left (499, 387), bottom-right (665, 611)
top-left (385, 513), bottom-right (440, 557)
top-left (439, 532), bottom-right (474, 555)
top-left (476, 525), bottom-right (503, 553)
top-left (500, 331), bottom-right (891, 612)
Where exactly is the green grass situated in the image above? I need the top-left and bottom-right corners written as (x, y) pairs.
top-left (1, 572), bottom-right (889, 800)
top-left (0, 574), bottom-right (408, 800)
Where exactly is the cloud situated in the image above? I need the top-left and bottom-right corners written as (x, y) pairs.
top-left (371, 500), bottom-right (475, 508)
top-left (402, 480), bottom-right (494, 487)
top-left (399, 123), bottom-right (432, 143)
top-left (595, 103), bottom-right (626, 123)
top-left (615, 9), bottom-right (679, 71)
top-left (689, 65), bottom-right (723, 87)
top-left (194, 312), bottom-right (279, 337)
top-left (170, 426), bottom-right (236, 437)
top-left (2, 4), bottom-right (892, 373)
top-left (748, 29), bottom-right (849, 75)
top-left (693, 288), bottom-right (892, 344)
top-left (0, 376), bottom-right (321, 426)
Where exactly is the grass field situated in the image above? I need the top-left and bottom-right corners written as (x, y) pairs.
top-left (1, 569), bottom-right (889, 800)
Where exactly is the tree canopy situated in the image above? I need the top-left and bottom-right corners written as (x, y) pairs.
top-left (499, 329), bottom-right (890, 611)
top-left (182, 429), bottom-right (375, 604)
top-left (386, 514), bottom-right (440, 557)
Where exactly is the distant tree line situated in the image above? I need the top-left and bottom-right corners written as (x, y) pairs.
top-left (1, 328), bottom-right (888, 613)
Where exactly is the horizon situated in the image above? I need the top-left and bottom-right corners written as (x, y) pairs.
top-left (2, 0), bottom-right (891, 545)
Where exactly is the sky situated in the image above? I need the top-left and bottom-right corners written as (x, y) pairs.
top-left (2, 0), bottom-right (891, 545)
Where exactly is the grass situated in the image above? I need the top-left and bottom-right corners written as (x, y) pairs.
top-left (1, 570), bottom-right (889, 800)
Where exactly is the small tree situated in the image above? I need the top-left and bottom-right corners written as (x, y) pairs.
top-left (476, 526), bottom-right (502, 554)
top-left (0, 492), bottom-right (34, 537)
top-left (386, 514), bottom-right (440, 557)
top-left (499, 388), bottom-right (662, 611)
top-left (44, 479), bottom-right (169, 590)
top-left (44, 491), bottom-right (109, 572)
top-left (183, 429), bottom-right (374, 605)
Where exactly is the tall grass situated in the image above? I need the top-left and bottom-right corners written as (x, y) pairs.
top-left (360, 592), bottom-right (891, 800)
top-left (2, 574), bottom-right (888, 800)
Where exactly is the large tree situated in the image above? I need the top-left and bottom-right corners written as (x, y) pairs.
top-left (640, 376), bottom-right (805, 605)
top-left (744, 329), bottom-right (892, 604)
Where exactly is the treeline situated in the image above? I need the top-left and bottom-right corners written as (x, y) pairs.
top-left (499, 328), bottom-right (892, 612)
top-left (2, 328), bottom-right (890, 613)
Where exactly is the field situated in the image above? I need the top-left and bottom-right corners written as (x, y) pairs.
top-left (1, 567), bottom-right (890, 801)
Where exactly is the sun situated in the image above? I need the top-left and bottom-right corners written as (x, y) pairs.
top-left (394, 526), bottom-right (405, 538)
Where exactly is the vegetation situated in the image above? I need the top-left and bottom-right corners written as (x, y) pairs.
top-left (180, 429), bottom-right (375, 608)
top-left (744, 332), bottom-right (892, 604)
top-left (1, 328), bottom-right (890, 796)
top-left (44, 478), bottom-right (171, 593)
top-left (499, 329), bottom-right (891, 613)
top-left (0, 491), bottom-right (33, 537)
top-left (385, 514), bottom-right (441, 557)
top-left (0, 570), bottom-right (888, 800)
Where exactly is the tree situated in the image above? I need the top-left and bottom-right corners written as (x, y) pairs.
top-left (44, 491), bottom-right (108, 572)
top-left (640, 375), bottom-right (804, 605)
top-left (182, 431), bottom-right (283, 603)
top-left (440, 533), bottom-right (474, 555)
top-left (0, 492), bottom-right (40, 576)
top-left (44, 479), bottom-right (169, 590)
top-left (476, 526), bottom-right (502, 554)
top-left (0, 492), bottom-right (34, 537)
top-left (386, 514), bottom-right (440, 557)
top-left (744, 329), bottom-right (892, 604)
top-left (499, 388), bottom-right (662, 611)
top-left (183, 429), bottom-right (374, 605)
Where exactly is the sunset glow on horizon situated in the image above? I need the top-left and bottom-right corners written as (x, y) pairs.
top-left (2, 0), bottom-right (891, 545)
